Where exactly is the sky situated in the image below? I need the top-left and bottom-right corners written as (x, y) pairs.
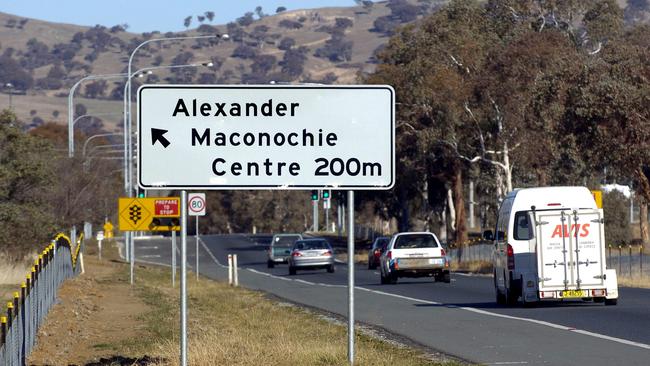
top-left (1, 0), bottom-right (362, 33)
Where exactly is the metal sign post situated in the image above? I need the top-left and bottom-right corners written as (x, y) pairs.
top-left (347, 190), bottom-right (355, 364)
top-left (196, 216), bottom-right (199, 281)
top-left (172, 231), bottom-right (176, 287)
top-left (313, 200), bottom-right (319, 232)
top-left (180, 191), bottom-right (188, 366)
top-left (137, 85), bottom-right (394, 366)
top-left (187, 193), bottom-right (206, 281)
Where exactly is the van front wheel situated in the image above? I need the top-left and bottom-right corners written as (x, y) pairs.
top-left (495, 273), bottom-right (506, 305)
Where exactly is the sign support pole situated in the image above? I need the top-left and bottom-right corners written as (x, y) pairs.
top-left (325, 203), bottom-right (330, 232)
top-left (180, 190), bottom-right (188, 366)
top-left (347, 190), bottom-right (355, 365)
top-left (172, 231), bottom-right (176, 287)
top-left (130, 233), bottom-right (135, 285)
top-left (196, 216), bottom-right (199, 281)
top-left (313, 201), bottom-right (319, 232)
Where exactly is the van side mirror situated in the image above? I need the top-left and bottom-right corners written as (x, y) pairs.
top-left (483, 230), bottom-right (493, 241)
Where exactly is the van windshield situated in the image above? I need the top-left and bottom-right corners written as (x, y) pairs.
top-left (274, 235), bottom-right (301, 247)
top-left (394, 234), bottom-right (438, 249)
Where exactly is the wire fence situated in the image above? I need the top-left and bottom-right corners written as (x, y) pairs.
top-left (0, 233), bottom-right (84, 366)
top-left (447, 242), bottom-right (650, 278)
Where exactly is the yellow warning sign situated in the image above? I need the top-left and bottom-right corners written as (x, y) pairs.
top-left (103, 221), bottom-right (114, 238)
top-left (591, 190), bottom-right (603, 209)
top-left (118, 197), bottom-right (180, 231)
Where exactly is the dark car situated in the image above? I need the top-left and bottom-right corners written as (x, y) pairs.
top-left (367, 236), bottom-right (390, 270)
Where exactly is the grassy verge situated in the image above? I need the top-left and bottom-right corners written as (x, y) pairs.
top-left (450, 260), bottom-right (493, 275)
top-left (30, 240), bottom-right (463, 366)
top-left (616, 276), bottom-right (650, 289)
top-left (128, 265), bottom-right (459, 365)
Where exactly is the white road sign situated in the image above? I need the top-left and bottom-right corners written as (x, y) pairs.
top-left (138, 85), bottom-right (394, 190)
top-left (188, 193), bottom-right (206, 216)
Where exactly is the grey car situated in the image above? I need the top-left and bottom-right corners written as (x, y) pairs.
top-left (288, 239), bottom-right (335, 275)
top-left (268, 233), bottom-right (303, 268)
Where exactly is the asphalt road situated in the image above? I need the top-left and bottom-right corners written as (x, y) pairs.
top-left (129, 234), bottom-right (650, 365)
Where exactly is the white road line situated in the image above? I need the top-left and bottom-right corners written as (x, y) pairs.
top-left (294, 279), bottom-right (315, 285)
top-left (197, 238), bottom-right (650, 351)
top-left (140, 254), bottom-right (161, 258)
top-left (486, 362), bottom-right (528, 365)
top-left (199, 237), bottom-right (227, 269)
top-left (139, 246), bottom-right (159, 250)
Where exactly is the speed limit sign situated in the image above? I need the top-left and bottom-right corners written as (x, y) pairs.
top-left (188, 193), bottom-right (206, 216)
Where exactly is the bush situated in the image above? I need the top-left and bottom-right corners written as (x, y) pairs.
top-left (280, 46), bottom-right (308, 78)
top-left (251, 54), bottom-right (277, 74)
top-left (335, 17), bottom-right (354, 30)
top-left (237, 12), bottom-right (255, 27)
top-left (0, 56), bottom-right (33, 90)
top-left (0, 109), bottom-right (56, 261)
top-left (232, 45), bottom-right (258, 59)
top-left (314, 35), bottom-right (353, 62)
top-left (279, 19), bottom-right (303, 29)
top-left (278, 37), bottom-right (296, 51)
top-left (603, 190), bottom-right (631, 245)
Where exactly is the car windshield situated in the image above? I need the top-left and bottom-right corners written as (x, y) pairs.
top-left (394, 234), bottom-right (439, 249)
top-left (294, 240), bottom-right (330, 250)
top-left (373, 238), bottom-right (389, 249)
top-left (274, 235), bottom-right (301, 247)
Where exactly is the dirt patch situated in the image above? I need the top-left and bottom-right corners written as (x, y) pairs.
top-left (27, 254), bottom-right (150, 365)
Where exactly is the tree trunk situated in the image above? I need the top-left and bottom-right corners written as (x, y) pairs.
top-left (641, 199), bottom-right (649, 245)
top-left (537, 169), bottom-right (548, 186)
top-left (453, 166), bottom-right (468, 253)
top-left (398, 185), bottom-right (410, 232)
top-left (447, 188), bottom-right (456, 231)
top-left (636, 168), bottom-right (650, 245)
top-left (503, 140), bottom-right (513, 193)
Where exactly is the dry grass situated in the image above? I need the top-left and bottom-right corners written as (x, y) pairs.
top-left (29, 240), bottom-right (461, 365)
top-left (0, 253), bottom-right (37, 306)
top-left (450, 260), bottom-right (493, 275)
top-left (126, 265), bottom-right (456, 366)
top-left (336, 251), bottom-right (369, 265)
top-left (616, 275), bottom-right (650, 289)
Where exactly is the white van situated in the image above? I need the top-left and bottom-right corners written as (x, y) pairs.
top-left (489, 186), bottom-right (618, 306)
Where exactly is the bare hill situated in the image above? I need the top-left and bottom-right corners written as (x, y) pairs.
top-left (0, 1), bottom-right (446, 133)
top-left (0, 0), bottom-right (648, 135)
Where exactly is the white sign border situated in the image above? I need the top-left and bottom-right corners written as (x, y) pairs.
top-left (187, 193), bottom-right (206, 216)
top-left (137, 84), bottom-right (395, 190)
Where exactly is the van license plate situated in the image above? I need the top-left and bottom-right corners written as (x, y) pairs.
top-left (560, 290), bottom-right (587, 298)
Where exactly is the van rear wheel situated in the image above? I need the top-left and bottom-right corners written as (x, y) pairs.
top-left (495, 272), bottom-right (506, 305)
top-left (605, 298), bottom-right (618, 306)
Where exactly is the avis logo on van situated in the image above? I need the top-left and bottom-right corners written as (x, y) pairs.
top-left (551, 224), bottom-right (590, 238)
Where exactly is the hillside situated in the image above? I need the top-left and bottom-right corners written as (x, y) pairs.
top-left (0, 0), bottom-right (447, 135)
top-left (0, 0), bottom-right (648, 136)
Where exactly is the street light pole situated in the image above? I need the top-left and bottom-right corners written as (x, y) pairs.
top-left (68, 73), bottom-right (126, 158)
top-left (126, 34), bottom-right (223, 199)
top-left (123, 62), bottom-right (214, 197)
top-left (121, 60), bottom-right (217, 278)
top-left (82, 133), bottom-right (124, 157)
top-left (4, 83), bottom-right (13, 110)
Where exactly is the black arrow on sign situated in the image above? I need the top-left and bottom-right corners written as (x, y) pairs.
top-left (151, 128), bottom-right (170, 148)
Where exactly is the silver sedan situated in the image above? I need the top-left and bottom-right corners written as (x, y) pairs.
top-left (288, 239), bottom-right (335, 275)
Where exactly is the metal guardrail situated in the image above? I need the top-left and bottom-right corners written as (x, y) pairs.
top-left (448, 241), bottom-right (649, 279)
top-left (0, 233), bottom-right (84, 366)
